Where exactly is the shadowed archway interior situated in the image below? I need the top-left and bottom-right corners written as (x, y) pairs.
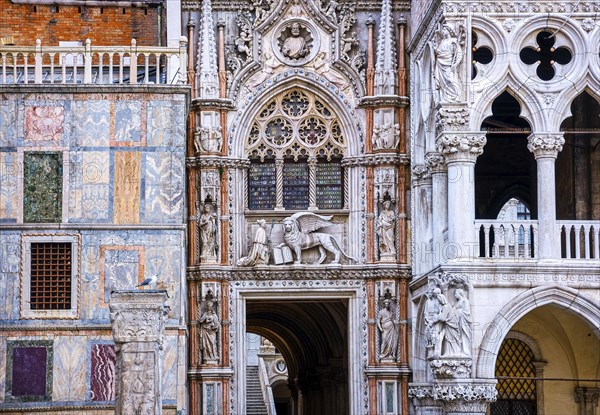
top-left (247, 299), bottom-right (348, 415)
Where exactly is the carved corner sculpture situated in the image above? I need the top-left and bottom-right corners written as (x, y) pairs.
top-left (277, 212), bottom-right (356, 265)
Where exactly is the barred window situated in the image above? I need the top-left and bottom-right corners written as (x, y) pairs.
top-left (30, 242), bottom-right (72, 310)
top-left (22, 235), bottom-right (79, 319)
top-left (490, 338), bottom-right (537, 415)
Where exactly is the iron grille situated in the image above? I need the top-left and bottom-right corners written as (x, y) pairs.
top-left (30, 242), bottom-right (72, 310)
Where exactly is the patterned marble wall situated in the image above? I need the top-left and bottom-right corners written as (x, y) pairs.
top-left (0, 90), bottom-right (187, 410)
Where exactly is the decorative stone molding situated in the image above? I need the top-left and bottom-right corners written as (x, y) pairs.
top-left (435, 105), bottom-right (469, 131)
top-left (440, 1), bottom-right (600, 15)
top-left (341, 154), bottom-right (410, 167)
top-left (374, 166), bottom-right (397, 202)
top-left (433, 381), bottom-right (498, 410)
top-left (574, 387), bottom-right (600, 415)
top-left (527, 133), bottom-right (565, 159)
top-left (357, 95), bottom-right (409, 108)
top-left (408, 385), bottom-right (433, 399)
top-left (436, 132), bottom-right (486, 162)
top-left (425, 152), bottom-right (446, 173)
top-left (429, 358), bottom-right (472, 379)
top-left (187, 266), bottom-right (412, 281)
top-left (186, 157), bottom-right (251, 169)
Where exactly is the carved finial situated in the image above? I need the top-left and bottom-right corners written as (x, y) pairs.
top-left (197, 0), bottom-right (219, 98)
top-left (374, 0), bottom-right (397, 95)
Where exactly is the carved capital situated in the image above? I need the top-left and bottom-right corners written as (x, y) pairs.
top-left (433, 381), bottom-right (498, 406)
top-left (425, 152), bottom-right (446, 173)
top-left (436, 105), bottom-right (469, 131)
top-left (429, 358), bottom-right (472, 379)
top-left (109, 291), bottom-right (169, 344)
top-left (412, 163), bottom-right (431, 184)
top-left (436, 132), bottom-right (486, 162)
top-left (574, 387), bottom-right (600, 415)
top-left (527, 133), bottom-right (565, 159)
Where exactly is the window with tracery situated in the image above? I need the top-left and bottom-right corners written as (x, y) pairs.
top-left (246, 89), bottom-right (346, 210)
top-left (490, 338), bottom-right (537, 415)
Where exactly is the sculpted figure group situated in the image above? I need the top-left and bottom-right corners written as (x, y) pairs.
top-left (424, 286), bottom-right (472, 357)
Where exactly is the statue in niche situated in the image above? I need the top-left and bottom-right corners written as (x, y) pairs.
top-left (279, 212), bottom-right (357, 265)
top-left (373, 123), bottom-right (400, 150)
top-left (377, 298), bottom-right (399, 361)
top-left (198, 300), bottom-right (220, 364)
top-left (237, 219), bottom-right (271, 266)
top-left (281, 22), bottom-right (310, 60)
top-left (376, 200), bottom-right (397, 259)
top-left (312, 52), bottom-right (348, 90)
top-left (453, 288), bottom-right (472, 356)
top-left (199, 201), bottom-right (218, 262)
top-left (431, 24), bottom-right (465, 103)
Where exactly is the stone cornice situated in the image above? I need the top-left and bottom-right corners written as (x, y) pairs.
top-left (442, 0), bottom-right (600, 16)
top-left (187, 265), bottom-right (412, 280)
top-left (191, 97), bottom-right (236, 111)
top-left (186, 156), bottom-right (251, 168)
top-left (341, 154), bottom-right (410, 167)
top-left (183, 0), bottom-right (411, 12)
top-left (436, 132), bottom-right (486, 163)
top-left (357, 95), bottom-right (409, 109)
top-left (527, 133), bottom-right (565, 159)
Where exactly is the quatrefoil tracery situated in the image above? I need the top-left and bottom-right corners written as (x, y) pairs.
top-left (519, 31), bottom-right (572, 81)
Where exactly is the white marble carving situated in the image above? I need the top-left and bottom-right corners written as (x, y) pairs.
top-left (376, 200), bottom-right (397, 260)
top-left (377, 298), bottom-right (399, 361)
top-left (237, 219), bottom-right (271, 266)
top-left (198, 299), bottom-right (220, 364)
top-left (431, 23), bottom-right (466, 103)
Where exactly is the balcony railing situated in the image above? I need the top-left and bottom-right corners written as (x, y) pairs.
top-left (0, 38), bottom-right (187, 85)
top-left (476, 220), bottom-right (538, 259)
top-left (558, 221), bottom-right (599, 259)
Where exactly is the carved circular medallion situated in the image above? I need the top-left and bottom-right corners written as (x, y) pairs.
top-left (273, 19), bottom-right (320, 66)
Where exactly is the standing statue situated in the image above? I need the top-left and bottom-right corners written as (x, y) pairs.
top-left (424, 287), bottom-right (441, 351)
top-left (281, 22), bottom-right (309, 60)
top-left (377, 299), bottom-right (399, 361)
top-left (431, 24), bottom-right (465, 102)
top-left (453, 288), bottom-right (472, 356)
top-left (198, 301), bottom-right (220, 363)
top-left (199, 202), bottom-right (218, 262)
top-left (237, 219), bottom-right (271, 266)
top-left (376, 200), bottom-right (397, 257)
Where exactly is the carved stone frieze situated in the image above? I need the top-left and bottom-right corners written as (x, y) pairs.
top-left (435, 105), bottom-right (469, 131)
top-left (527, 133), bottom-right (565, 159)
top-left (432, 382), bottom-right (498, 404)
top-left (194, 126), bottom-right (222, 154)
top-left (429, 358), bottom-right (472, 379)
top-left (441, 1), bottom-right (600, 15)
top-left (109, 291), bottom-right (169, 344)
top-left (374, 166), bottom-right (397, 202)
top-left (436, 133), bottom-right (486, 162)
top-left (186, 157), bottom-right (251, 169)
top-left (187, 266), bottom-right (412, 281)
top-left (341, 154), bottom-right (410, 167)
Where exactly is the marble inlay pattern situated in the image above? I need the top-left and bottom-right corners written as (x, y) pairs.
top-left (0, 233), bottom-right (20, 319)
top-left (53, 336), bottom-right (86, 401)
top-left (99, 246), bottom-right (145, 304)
top-left (0, 101), bottom-right (18, 147)
top-left (111, 101), bottom-right (145, 146)
top-left (68, 151), bottom-right (110, 222)
top-left (0, 151), bottom-right (19, 222)
top-left (5, 340), bottom-right (53, 402)
top-left (113, 151), bottom-right (141, 224)
top-left (89, 343), bottom-right (116, 402)
top-left (72, 100), bottom-right (110, 147)
top-left (23, 152), bottom-right (62, 223)
top-left (24, 106), bottom-right (65, 142)
top-left (143, 151), bottom-right (185, 223)
top-left (147, 101), bottom-right (186, 147)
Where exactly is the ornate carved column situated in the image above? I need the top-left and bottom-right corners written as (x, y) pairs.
top-left (412, 163), bottom-right (432, 273)
top-left (275, 158), bottom-right (284, 210)
top-left (308, 156), bottom-right (318, 210)
top-left (527, 133), bottom-right (565, 259)
top-left (575, 387), bottom-right (600, 415)
top-left (426, 152), bottom-right (447, 266)
top-left (436, 130), bottom-right (486, 261)
top-left (110, 291), bottom-right (169, 415)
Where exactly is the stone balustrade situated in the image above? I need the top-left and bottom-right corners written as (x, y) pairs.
top-left (0, 38), bottom-right (188, 85)
top-left (476, 220), bottom-right (538, 259)
top-left (558, 220), bottom-right (600, 259)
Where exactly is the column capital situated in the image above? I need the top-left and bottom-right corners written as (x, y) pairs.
top-left (527, 132), bottom-right (565, 159)
top-left (436, 104), bottom-right (470, 132)
top-left (109, 290), bottom-right (169, 344)
top-left (574, 386), bottom-right (600, 407)
top-left (434, 380), bottom-right (498, 414)
top-left (425, 152), bottom-right (446, 173)
top-left (412, 163), bottom-right (431, 185)
top-left (436, 132), bottom-right (487, 163)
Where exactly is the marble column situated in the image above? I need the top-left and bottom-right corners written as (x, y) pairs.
top-left (412, 163), bottom-right (432, 273)
top-left (426, 152), bottom-right (448, 265)
top-left (527, 133), bottom-right (564, 260)
top-left (110, 290), bottom-right (169, 415)
top-left (436, 132), bottom-right (486, 261)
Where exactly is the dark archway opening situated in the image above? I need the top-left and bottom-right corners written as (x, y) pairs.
top-left (247, 299), bottom-right (348, 415)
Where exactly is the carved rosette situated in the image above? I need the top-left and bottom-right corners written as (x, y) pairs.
top-left (435, 105), bottom-right (469, 132)
top-left (412, 163), bottom-right (431, 185)
top-left (436, 132), bottom-right (486, 163)
top-left (425, 152), bottom-right (446, 173)
top-left (527, 133), bottom-right (565, 159)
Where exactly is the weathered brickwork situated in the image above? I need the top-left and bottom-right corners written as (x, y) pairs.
top-left (0, 0), bottom-right (161, 46)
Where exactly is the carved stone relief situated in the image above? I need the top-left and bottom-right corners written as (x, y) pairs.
top-left (198, 292), bottom-right (220, 364)
top-left (376, 200), bottom-right (397, 261)
top-left (377, 293), bottom-right (399, 362)
top-left (273, 20), bottom-right (319, 66)
top-left (430, 22), bottom-right (466, 103)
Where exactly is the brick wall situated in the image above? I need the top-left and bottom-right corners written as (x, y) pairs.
top-left (0, 0), bottom-right (161, 46)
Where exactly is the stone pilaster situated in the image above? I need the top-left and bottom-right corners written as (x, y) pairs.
top-left (527, 133), bottom-right (564, 259)
top-left (110, 290), bottom-right (169, 415)
top-left (412, 163), bottom-right (433, 273)
top-left (436, 132), bottom-right (486, 260)
top-left (426, 152), bottom-right (447, 265)
top-left (575, 387), bottom-right (600, 415)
